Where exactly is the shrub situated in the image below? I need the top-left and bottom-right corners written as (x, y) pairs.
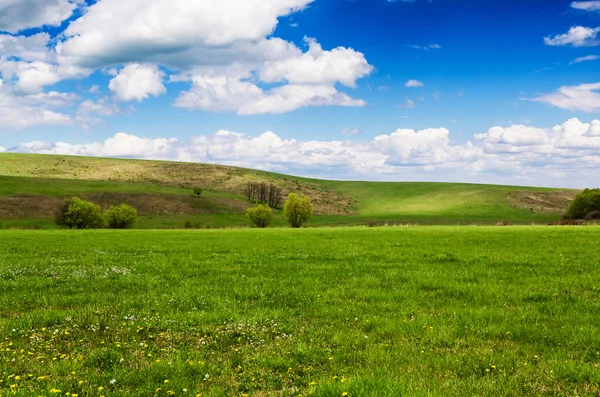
top-left (192, 187), bottom-right (203, 198)
top-left (184, 220), bottom-right (201, 229)
top-left (283, 193), bottom-right (314, 228)
top-left (104, 204), bottom-right (138, 229)
top-left (62, 197), bottom-right (103, 229)
top-left (585, 210), bottom-right (600, 220)
top-left (246, 204), bottom-right (273, 228)
top-left (566, 188), bottom-right (600, 219)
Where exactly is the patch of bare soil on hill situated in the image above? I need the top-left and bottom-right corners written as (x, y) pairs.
top-left (0, 195), bottom-right (60, 218)
top-left (82, 193), bottom-right (252, 215)
top-left (507, 190), bottom-right (578, 214)
top-left (0, 194), bottom-right (254, 219)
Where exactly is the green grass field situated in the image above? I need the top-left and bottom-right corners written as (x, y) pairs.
top-left (0, 153), bottom-right (579, 227)
top-left (2, 227), bottom-right (599, 396)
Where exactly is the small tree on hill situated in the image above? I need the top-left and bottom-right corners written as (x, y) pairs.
top-left (246, 204), bottom-right (273, 228)
top-left (192, 187), bottom-right (203, 198)
top-left (283, 193), bottom-right (313, 228)
top-left (566, 188), bottom-right (600, 219)
top-left (62, 197), bottom-right (103, 229)
top-left (105, 204), bottom-right (138, 229)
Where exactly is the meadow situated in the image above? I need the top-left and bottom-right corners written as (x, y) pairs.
top-left (0, 153), bottom-right (578, 228)
top-left (1, 226), bottom-right (599, 396)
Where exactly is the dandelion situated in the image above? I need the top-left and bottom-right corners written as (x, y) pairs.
top-left (98, 386), bottom-right (104, 391)
top-left (164, 379), bottom-right (169, 383)
top-left (110, 379), bottom-right (116, 385)
top-left (342, 393), bottom-right (349, 397)
top-left (49, 389), bottom-right (61, 394)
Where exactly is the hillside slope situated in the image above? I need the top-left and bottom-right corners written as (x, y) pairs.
top-left (0, 153), bottom-right (577, 228)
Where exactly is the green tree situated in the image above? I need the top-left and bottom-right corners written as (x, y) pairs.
top-left (62, 197), bottom-right (103, 229)
top-left (105, 203), bottom-right (138, 229)
top-left (246, 204), bottom-right (273, 228)
top-left (283, 193), bottom-right (314, 228)
top-left (192, 187), bottom-right (203, 198)
top-left (566, 188), bottom-right (600, 219)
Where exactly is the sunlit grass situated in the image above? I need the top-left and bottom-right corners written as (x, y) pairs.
top-left (1, 227), bottom-right (599, 396)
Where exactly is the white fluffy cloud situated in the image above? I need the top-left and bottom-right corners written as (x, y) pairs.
top-left (0, 33), bottom-right (53, 62)
top-left (9, 118), bottom-right (600, 187)
top-left (0, 81), bottom-right (73, 129)
top-left (175, 71), bottom-right (366, 115)
top-left (544, 26), bottom-right (600, 47)
top-left (528, 82), bottom-right (600, 113)
top-left (260, 38), bottom-right (372, 87)
top-left (0, 0), bottom-right (372, 116)
top-left (571, 1), bottom-right (600, 11)
top-left (109, 64), bottom-right (166, 102)
top-left (0, 0), bottom-right (78, 33)
top-left (57, 0), bottom-right (314, 68)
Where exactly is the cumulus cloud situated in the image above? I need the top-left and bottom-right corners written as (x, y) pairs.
top-left (260, 38), bottom-right (372, 87)
top-left (0, 0), bottom-right (78, 33)
top-left (175, 71), bottom-right (366, 115)
top-left (571, 1), bottom-right (600, 11)
top-left (544, 26), bottom-right (600, 47)
top-left (0, 0), bottom-right (372, 116)
top-left (0, 82), bottom-right (73, 129)
top-left (57, 0), bottom-right (314, 68)
top-left (109, 64), bottom-right (166, 102)
top-left (5, 118), bottom-right (600, 187)
top-left (528, 82), bottom-right (600, 113)
top-left (0, 33), bottom-right (54, 62)
top-left (405, 79), bottom-right (424, 87)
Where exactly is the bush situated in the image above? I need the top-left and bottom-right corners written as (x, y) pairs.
top-left (566, 188), bottom-right (600, 219)
top-left (184, 220), bottom-right (201, 229)
top-left (105, 204), bottom-right (138, 229)
top-left (246, 204), bottom-right (273, 228)
top-left (62, 197), bottom-right (103, 229)
top-left (192, 187), bottom-right (203, 198)
top-left (283, 193), bottom-right (314, 228)
top-left (585, 210), bottom-right (600, 220)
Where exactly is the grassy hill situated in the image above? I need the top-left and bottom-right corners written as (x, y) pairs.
top-left (0, 153), bottom-right (577, 228)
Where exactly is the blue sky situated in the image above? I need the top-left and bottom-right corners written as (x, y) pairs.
top-left (0, 0), bottom-right (599, 187)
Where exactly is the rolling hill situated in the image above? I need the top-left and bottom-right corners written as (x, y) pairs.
top-left (0, 153), bottom-right (577, 228)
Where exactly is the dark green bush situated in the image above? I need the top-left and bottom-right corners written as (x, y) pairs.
top-left (61, 197), bottom-right (103, 229)
top-left (566, 189), bottom-right (600, 219)
top-left (104, 204), bottom-right (138, 229)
